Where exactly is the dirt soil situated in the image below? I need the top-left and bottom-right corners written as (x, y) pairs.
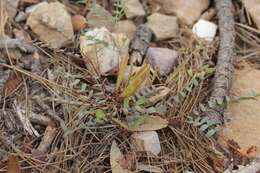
top-left (224, 63), bottom-right (260, 154)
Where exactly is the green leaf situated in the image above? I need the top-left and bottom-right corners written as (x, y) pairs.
top-left (206, 67), bottom-right (215, 74)
top-left (192, 79), bottom-right (199, 86)
top-left (207, 119), bottom-right (221, 127)
top-left (81, 83), bottom-right (87, 91)
top-left (225, 96), bottom-right (230, 102)
top-left (123, 98), bottom-right (129, 109)
top-left (155, 104), bottom-right (167, 113)
top-left (199, 103), bottom-right (206, 112)
top-left (208, 100), bottom-right (216, 108)
top-left (70, 79), bottom-right (80, 87)
top-left (199, 124), bottom-right (208, 132)
top-left (206, 129), bottom-right (216, 137)
top-left (200, 116), bottom-right (209, 124)
top-left (180, 91), bottom-right (186, 98)
top-left (187, 69), bottom-right (193, 77)
top-left (136, 97), bottom-right (146, 106)
top-left (95, 109), bottom-right (105, 122)
top-left (129, 116), bottom-right (145, 129)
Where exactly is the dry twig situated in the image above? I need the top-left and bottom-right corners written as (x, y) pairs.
top-left (206, 0), bottom-right (235, 123)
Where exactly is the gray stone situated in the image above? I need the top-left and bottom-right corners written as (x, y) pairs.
top-left (131, 131), bottom-right (161, 155)
top-left (146, 47), bottom-right (178, 76)
top-left (123, 0), bottom-right (146, 19)
top-left (26, 2), bottom-right (74, 49)
top-left (87, 4), bottom-right (115, 31)
top-left (146, 13), bottom-right (178, 41)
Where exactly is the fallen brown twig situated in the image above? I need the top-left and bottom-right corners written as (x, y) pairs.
top-left (206, 0), bottom-right (235, 123)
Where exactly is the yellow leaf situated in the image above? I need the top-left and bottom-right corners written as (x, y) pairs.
top-left (116, 55), bottom-right (129, 90)
top-left (120, 63), bottom-right (149, 98)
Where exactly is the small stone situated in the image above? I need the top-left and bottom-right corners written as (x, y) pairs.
top-left (71, 15), bottom-right (87, 32)
top-left (113, 20), bottom-right (137, 39)
top-left (80, 28), bottom-right (130, 76)
top-left (192, 19), bottom-right (218, 42)
top-left (146, 13), bottom-right (178, 41)
top-left (123, 0), bottom-right (146, 19)
top-left (131, 131), bottom-right (161, 155)
top-left (243, 0), bottom-right (260, 29)
top-left (26, 2), bottom-right (74, 49)
top-left (159, 0), bottom-right (209, 25)
top-left (87, 4), bottom-right (115, 31)
top-left (146, 47), bottom-right (178, 76)
top-left (15, 11), bottom-right (28, 22)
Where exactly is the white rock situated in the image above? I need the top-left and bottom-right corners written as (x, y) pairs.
top-left (123, 0), bottom-right (146, 19)
top-left (26, 2), bottom-right (74, 49)
top-left (146, 47), bottom-right (178, 76)
top-left (146, 13), bottom-right (178, 41)
top-left (80, 28), bottom-right (130, 76)
top-left (25, 1), bottom-right (48, 14)
top-left (242, 0), bottom-right (260, 29)
top-left (192, 19), bottom-right (218, 42)
top-left (159, 0), bottom-right (209, 25)
top-left (113, 20), bottom-right (137, 39)
top-left (131, 131), bottom-right (161, 155)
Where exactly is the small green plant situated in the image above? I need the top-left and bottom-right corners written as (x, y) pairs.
top-left (188, 116), bottom-right (221, 137)
top-left (95, 109), bottom-right (105, 122)
top-left (113, 0), bottom-right (125, 22)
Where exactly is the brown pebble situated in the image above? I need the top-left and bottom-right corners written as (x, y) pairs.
top-left (71, 15), bottom-right (87, 32)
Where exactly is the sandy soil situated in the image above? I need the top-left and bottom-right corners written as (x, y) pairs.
top-left (224, 64), bottom-right (260, 154)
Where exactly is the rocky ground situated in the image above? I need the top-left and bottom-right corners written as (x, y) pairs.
top-left (1, 0), bottom-right (260, 173)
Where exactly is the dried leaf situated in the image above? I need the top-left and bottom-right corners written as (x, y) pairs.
top-left (110, 141), bottom-right (134, 173)
top-left (146, 86), bottom-right (170, 105)
top-left (7, 155), bottom-right (20, 173)
top-left (3, 72), bottom-right (22, 97)
top-left (237, 146), bottom-right (258, 157)
top-left (120, 63), bottom-right (149, 98)
top-left (129, 115), bottom-right (168, 131)
top-left (116, 55), bottom-right (129, 90)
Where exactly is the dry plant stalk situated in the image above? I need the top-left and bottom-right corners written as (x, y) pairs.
top-left (0, 1), bottom-right (8, 37)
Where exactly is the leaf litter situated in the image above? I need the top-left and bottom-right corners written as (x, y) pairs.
top-left (0, 0), bottom-right (260, 173)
